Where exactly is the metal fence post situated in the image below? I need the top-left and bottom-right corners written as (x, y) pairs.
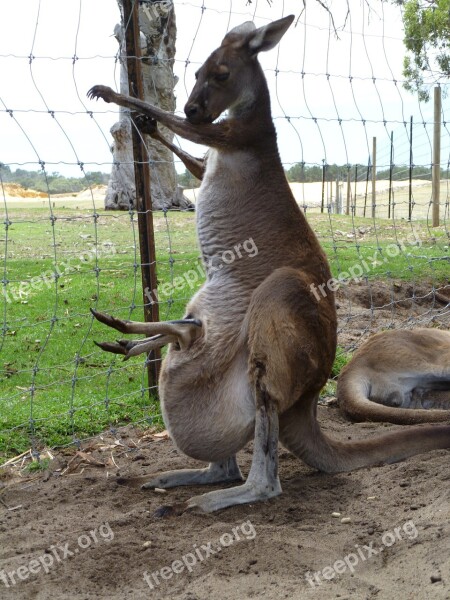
top-left (122, 0), bottom-right (160, 390)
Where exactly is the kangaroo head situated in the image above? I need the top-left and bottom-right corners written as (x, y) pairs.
top-left (184, 15), bottom-right (295, 124)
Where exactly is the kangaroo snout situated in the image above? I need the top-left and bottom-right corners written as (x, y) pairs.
top-left (184, 102), bottom-right (200, 122)
top-left (184, 101), bottom-right (214, 124)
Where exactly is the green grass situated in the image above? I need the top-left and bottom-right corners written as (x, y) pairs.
top-left (26, 458), bottom-right (50, 472)
top-left (0, 206), bottom-right (200, 461)
top-left (1, 202), bottom-right (448, 463)
top-left (330, 346), bottom-right (352, 379)
top-left (311, 214), bottom-right (449, 282)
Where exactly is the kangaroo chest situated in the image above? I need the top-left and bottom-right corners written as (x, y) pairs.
top-left (195, 148), bottom-right (261, 266)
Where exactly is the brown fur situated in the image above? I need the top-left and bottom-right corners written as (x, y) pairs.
top-left (337, 328), bottom-right (450, 424)
top-left (88, 17), bottom-right (450, 512)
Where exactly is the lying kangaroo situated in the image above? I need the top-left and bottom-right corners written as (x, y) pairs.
top-left (338, 328), bottom-right (450, 424)
top-left (88, 16), bottom-right (450, 513)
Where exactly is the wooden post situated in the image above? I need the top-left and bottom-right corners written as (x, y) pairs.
top-left (123, 0), bottom-right (160, 389)
top-left (321, 161), bottom-right (326, 213)
top-left (408, 116), bottom-right (413, 221)
top-left (335, 177), bottom-right (339, 214)
top-left (363, 160), bottom-right (369, 217)
top-left (432, 86), bottom-right (441, 227)
top-left (371, 136), bottom-right (376, 219)
top-left (388, 131), bottom-right (393, 219)
top-left (346, 168), bottom-right (351, 215)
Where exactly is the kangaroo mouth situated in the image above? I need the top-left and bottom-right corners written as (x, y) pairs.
top-left (186, 113), bottom-right (215, 125)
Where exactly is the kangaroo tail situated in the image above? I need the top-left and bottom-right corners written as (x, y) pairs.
top-left (337, 373), bottom-right (450, 425)
top-left (279, 396), bottom-right (450, 474)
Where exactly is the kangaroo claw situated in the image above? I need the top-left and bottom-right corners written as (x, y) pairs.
top-left (87, 85), bottom-right (115, 103)
top-left (91, 309), bottom-right (131, 334)
top-left (94, 339), bottom-right (130, 357)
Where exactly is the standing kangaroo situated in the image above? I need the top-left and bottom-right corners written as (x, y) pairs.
top-left (88, 16), bottom-right (450, 513)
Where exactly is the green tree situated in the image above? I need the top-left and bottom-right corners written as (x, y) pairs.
top-left (296, 1), bottom-right (447, 101)
top-left (286, 163), bottom-right (305, 182)
top-left (395, 0), bottom-right (450, 101)
top-left (0, 163), bottom-right (12, 182)
top-left (0, 167), bottom-right (109, 194)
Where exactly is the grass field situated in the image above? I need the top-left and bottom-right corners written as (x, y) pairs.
top-left (1, 195), bottom-right (449, 463)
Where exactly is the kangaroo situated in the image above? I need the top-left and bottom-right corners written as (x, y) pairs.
top-left (87, 16), bottom-right (450, 513)
top-left (337, 328), bottom-right (450, 425)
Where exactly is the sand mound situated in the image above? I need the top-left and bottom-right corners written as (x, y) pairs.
top-left (2, 183), bottom-right (47, 198)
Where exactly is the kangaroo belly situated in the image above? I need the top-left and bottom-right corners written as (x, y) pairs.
top-left (160, 351), bottom-right (255, 463)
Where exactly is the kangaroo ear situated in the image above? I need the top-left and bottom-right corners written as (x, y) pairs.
top-left (222, 16), bottom-right (294, 54)
top-left (221, 21), bottom-right (256, 47)
top-left (246, 15), bottom-right (295, 55)
top-left (225, 21), bottom-right (256, 39)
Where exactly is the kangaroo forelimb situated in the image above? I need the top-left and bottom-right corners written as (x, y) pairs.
top-left (133, 114), bottom-right (205, 180)
top-left (88, 85), bottom-right (235, 149)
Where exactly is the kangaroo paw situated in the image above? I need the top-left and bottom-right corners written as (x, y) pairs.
top-left (87, 85), bottom-right (116, 103)
top-left (134, 114), bottom-right (158, 136)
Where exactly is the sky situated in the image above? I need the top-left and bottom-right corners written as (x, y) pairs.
top-left (0, 0), bottom-right (448, 178)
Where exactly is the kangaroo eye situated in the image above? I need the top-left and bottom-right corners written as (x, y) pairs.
top-left (214, 71), bottom-right (230, 82)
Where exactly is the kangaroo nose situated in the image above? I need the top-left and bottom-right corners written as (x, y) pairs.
top-left (185, 103), bottom-right (199, 121)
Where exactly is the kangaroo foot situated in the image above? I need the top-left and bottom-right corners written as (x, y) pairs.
top-left (141, 456), bottom-right (243, 490)
top-left (94, 335), bottom-right (174, 359)
top-left (186, 478), bottom-right (281, 513)
top-left (185, 394), bottom-right (281, 513)
top-left (91, 308), bottom-right (202, 352)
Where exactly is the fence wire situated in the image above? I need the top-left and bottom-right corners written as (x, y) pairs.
top-left (0, 0), bottom-right (449, 464)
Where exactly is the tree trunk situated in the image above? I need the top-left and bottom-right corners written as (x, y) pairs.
top-left (105, 0), bottom-right (193, 211)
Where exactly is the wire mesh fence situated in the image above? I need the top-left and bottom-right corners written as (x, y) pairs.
top-left (0, 0), bottom-right (449, 464)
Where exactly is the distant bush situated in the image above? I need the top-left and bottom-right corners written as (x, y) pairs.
top-left (0, 164), bottom-right (109, 194)
top-left (284, 162), bottom-right (439, 183)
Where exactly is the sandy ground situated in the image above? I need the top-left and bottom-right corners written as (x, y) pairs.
top-left (1, 185), bottom-right (107, 210)
top-left (0, 282), bottom-right (449, 600)
top-left (0, 414), bottom-right (449, 600)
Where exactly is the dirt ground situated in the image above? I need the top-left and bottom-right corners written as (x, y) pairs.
top-left (1, 281), bottom-right (449, 600)
top-left (1, 416), bottom-right (449, 600)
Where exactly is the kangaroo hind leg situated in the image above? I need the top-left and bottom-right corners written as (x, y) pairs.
top-left (186, 379), bottom-right (282, 512)
top-left (185, 268), bottom-right (332, 512)
top-left (245, 267), bottom-right (336, 416)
